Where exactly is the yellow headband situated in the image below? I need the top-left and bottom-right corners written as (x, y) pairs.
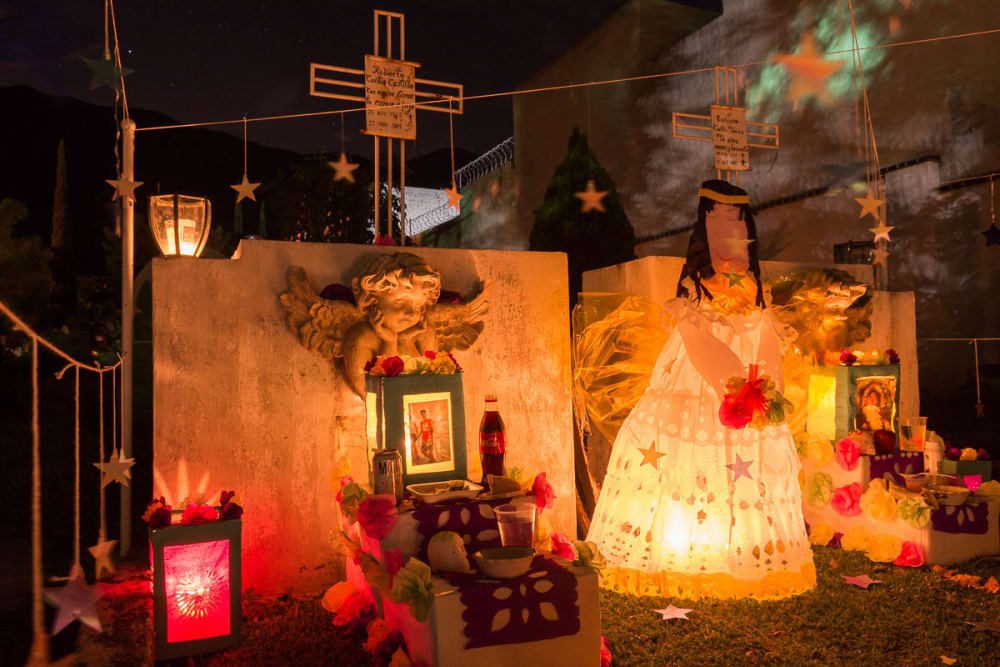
top-left (698, 188), bottom-right (750, 205)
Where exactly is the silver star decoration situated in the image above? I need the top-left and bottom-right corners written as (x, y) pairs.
top-left (842, 574), bottom-right (882, 589)
top-left (105, 176), bottom-right (143, 200)
top-left (43, 575), bottom-right (105, 635)
top-left (230, 173), bottom-right (261, 202)
top-left (93, 447), bottom-right (134, 488)
top-left (725, 454), bottom-right (754, 482)
top-left (653, 604), bottom-right (692, 621)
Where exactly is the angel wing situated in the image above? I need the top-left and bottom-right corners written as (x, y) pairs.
top-left (278, 266), bottom-right (361, 362)
top-left (768, 268), bottom-right (872, 356)
top-left (427, 282), bottom-right (489, 351)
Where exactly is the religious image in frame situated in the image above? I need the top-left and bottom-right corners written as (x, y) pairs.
top-left (855, 376), bottom-right (897, 432)
top-left (403, 392), bottom-right (455, 474)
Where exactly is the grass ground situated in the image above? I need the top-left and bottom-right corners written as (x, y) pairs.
top-left (71, 546), bottom-right (1000, 666)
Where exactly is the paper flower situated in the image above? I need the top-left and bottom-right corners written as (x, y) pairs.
top-left (532, 473), bottom-right (556, 514)
top-left (601, 635), bottom-right (613, 667)
top-left (336, 475), bottom-right (354, 503)
top-left (332, 591), bottom-right (372, 626)
top-left (841, 525), bottom-right (871, 552)
top-left (886, 348), bottom-right (900, 364)
top-left (383, 548), bottom-right (407, 582)
top-left (804, 436), bottom-right (835, 466)
top-left (804, 472), bottom-right (835, 508)
top-left (339, 481), bottom-right (368, 522)
top-left (897, 496), bottom-right (931, 528)
top-left (945, 447), bottom-right (962, 461)
top-left (358, 494), bottom-right (398, 540)
top-left (381, 356), bottom-right (405, 377)
top-left (835, 437), bottom-right (861, 471)
top-left (977, 448), bottom-right (991, 461)
top-left (893, 541), bottom-right (925, 567)
top-left (181, 503), bottom-right (218, 525)
top-left (831, 482), bottom-right (863, 516)
top-left (142, 497), bottom-right (172, 530)
top-left (550, 533), bottom-right (576, 560)
top-left (719, 365), bottom-right (770, 429)
top-left (219, 490), bottom-right (244, 520)
top-left (321, 580), bottom-right (358, 614)
top-left (959, 447), bottom-right (979, 461)
top-left (572, 540), bottom-right (606, 571)
top-left (860, 479), bottom-right (898, 521)
top-left (403, 355), bottom-right (432, 375)
top-left (365, 618), bottom-right (393, 653)
top-left (865, 533), bottom-right (903, 563)
top-left (839, 349), bottom-right (858, 365)
top-left (430, 354), bottom-right (457, 374)
top-left (389, 558), bottom-right (435, 623)
top-left (808, 521), bottom-right (836, 546)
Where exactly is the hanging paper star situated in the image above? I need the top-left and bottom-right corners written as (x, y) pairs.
top-left (80, 56), bottom-right (134, 91)
top-left (981, 224), bottom-right (1000, 246)
top-left (328, 152), bottom-right (360, 183)
top-left (637, 441), bottom-right (666, 468)
top-left (774, 31), bottom-right (842, 106)
top-left (105, 177), bottom-right (143, 201)
top-left (230, 174), bottom-right (260, 203)
top-left (855, 186), bottom-right (884, 221)
top-left (88, 539), bottom-right (118, 579)
top-left (842, 574), bottom-right (881, 589)
top-left (444, 185), bottom-right (463, 212)
top-left (721, 271), bottom-right (747, 287)
top-left (653, 605), bottom-right (692, 621)
top-left (872, 248), bottom-right (889, 266)
top-left (870, 221), bottom-right (895, 242)
top-left (93, 447), bottom-right (134, 488)
top-left (725, 454), bottom-right (754, 482)
top-left (574, 180), bottom-right (607, 213)
top-left (966, 620), bottom-right (1000, 634)
top-left (43, 575), bottom-right (106, 635)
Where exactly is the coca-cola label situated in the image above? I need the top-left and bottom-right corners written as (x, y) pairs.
top-left (480, 431), bottom-right (506, 454)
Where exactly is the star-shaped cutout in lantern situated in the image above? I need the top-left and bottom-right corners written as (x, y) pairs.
top-left (725, 454), bottom-right (754, 481)
top-left (80, 56), bottom-right (134, 91)
top-left (93, 447), bottom-right (135, 488)
top-left (653, 605), bottom-right (692, 621)
top-left (774, 31), bottom-right (842, 106)
top-left (982, 223), bottom-right (1000, 246)
top-left (872, 248), bottom-right (889, 266)
top-left (43, 575), bottom-right (106, 635)
top-left (444, 184), bottom-right (463, 212)
top-left (88, 538), bottom-right (118, 579)
top-left (574, 180), bottom-right (607, 213)
top-left (230, 173), bottom-right (260, 203)
top-left (854, 186), bottom-right (884, 221)
top-left (637, 441), bottom-right (666, 468)
top-left (966, 620), bottom-right (1000, 634)
top-left (105, 176), bottom-right (143, 201)
top-left (328, 152), bottom-right (360, 183)
top-left (843, 574), bottom-right (882, 589)
top-left (870, 221), bottom-right (895, 242)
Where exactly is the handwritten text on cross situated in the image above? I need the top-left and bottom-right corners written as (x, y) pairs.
top-left (364, 56), bottom-right (416, 140)
top-left (710, 105), bottom-right (750, 172)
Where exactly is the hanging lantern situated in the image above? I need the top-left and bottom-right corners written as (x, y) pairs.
top-left (148, 193), bottom-right (212, 257)
top-left (150, 518), bottom-right (241, 659)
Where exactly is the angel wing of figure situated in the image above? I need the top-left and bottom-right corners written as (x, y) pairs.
top-left (279, 253), bottom-right (489, 397)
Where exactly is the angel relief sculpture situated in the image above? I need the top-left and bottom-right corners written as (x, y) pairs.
top-left (279, 252), bottom-right (489, 397)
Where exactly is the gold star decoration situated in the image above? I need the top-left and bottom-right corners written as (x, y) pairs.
top-left (637, 441), bottom-right (666, 468)
top-left (230, 173), bottom-right (260, 203)
top-left (872, 248), bottom-right (889, 266)
top-left (855, 186), bottom-right (884, 221)
top-left (721, 271), bottom-right (747, 287)
top-left (328, 152), bottom-right (359, 183)
top-left (574, 180), bottom-right (607, 213)
top-left (93, 447), bottom-right (135, 488)
top-left (870, 221), bottom-right (895, 242)
top-left (88, 538), bottom-right (118, 579)
top-left (444, 184), bottom-right (463, 212)
top-left (774, 31), bottom-right (842, 106)
top-left (105, 176), bottom-right (143, 201)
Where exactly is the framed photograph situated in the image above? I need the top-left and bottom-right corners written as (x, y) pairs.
top-left (403, 392), bottom-right (455, 474)
top-left (854, 376), bottom-right (897, 432)
top-left (832, 363), bottom-right (901, 439)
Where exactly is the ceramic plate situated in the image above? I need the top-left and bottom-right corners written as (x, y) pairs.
top-left (407, 480), bottom-right (483, 504)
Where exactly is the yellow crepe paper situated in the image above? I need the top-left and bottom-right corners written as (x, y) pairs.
top-left (808, 522), bottom-right (836, 546)
top-left (841, 525), bottom-right (871, 552)
top-left (860, 478), bottom-right (898, 521)
top-left (804, 472), bottom-right (835, 508)
top-left (803, 436), bottom-right (835, 466)
top-left (321, 580), bottom-right (358, 614)
top-left (865, 533), bottom-right (903, 563)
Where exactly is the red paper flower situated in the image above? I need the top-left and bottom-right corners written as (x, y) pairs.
top-left (831, 482), bottom-right (863, 517)
top-left (220, 490), bottom-right (236, 506)
top-left (220, 491), bottom-right (244, 520)
top-left (945, 447), bottom-right (961, 461)
top-left (381, 356), bottom-right (405, 377)
top-left (601, 635), bottom-right (613, 667)
top-left (532, 473), bottom-right (556, 514)
top-left (181, 503), bottom-right (218, 525)
top-left (886, 348), bottom-right (900, 364)
top-left (719, 365), bottom-right (768, 429)
top-left (839, 349), bottom-right (858, 365)
top-left (550, 533), bottom-right (576, 560)
top-left (142, 497), bottom-right (172, 530)
top-left (383, 548), bottom-right (407, 584)
top-left (835, 437), bottom-right (861, 471)
top-left (336, 475), bottom-right (354, 503)
top-left (423, 350), bottom-right (437, 360)
top-left (893, 541), bottom-right (925, 567)
top-left (374, 234), bottom-right (397, 246)
top-left (977, 448), bottom-right (991, 461)
top-left (446, 351), bottom-right (462, 372)
top-left (357, 494), bottom-right (398, 540)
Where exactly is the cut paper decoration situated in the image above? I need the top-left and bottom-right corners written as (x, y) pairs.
top-left (81, 55), bottom-right (134, 91)
top-left (963, 475), bottom-right (982, 492)
top-left (653, 605), bottom-right (692, 621)
top-left (230, 174), bottom-right (260, 203)
top-left (854, 186), bottom-right (884, 221)
top-left (721, 271), bottom-right (747, 287)
top-left (893, 541), bottom-right (924, 567)
top-left (897, 497), bottom-right (931, 528)
top-left (774, 31), bottom-right (842, 106)
top-left (328, 152), bottom-right (360, 183)
top-left (835, 437), bottom-right (860, 471)
top-left (804, 436), bottom-right (834, 467)
top-left (807, 521), bottom-right (835, 547)
top-left (574, 180), bottom-right (608, 213)
top-left (864, 533), bottom-right (902, 563)
top-left (965, 621), bottom-right (1000, 634)
top-left (804, 472), bottom-right (834, 508)
top-left (105, 176), bottom-right (143, 201)
top-left (869, 221), bottom-right (894, 242)
top-left (444, 184), bottom-right (463, 212)
top-left (982, 224), bottom-right (1000, 246)
top-left (841, 525), bottom-right (871, 552)
top-left (93, 447), bottom-right (135, 488)
top-left (860, 478), bottom-right (897, 521)
top-left (842, 574), bottom-right (881, 589)
top-left (88, 538), bottom-right (118, 579)
top-left (637, 441), bottom-right (666, 469)
top-left (830, 482), bottom-right (862, 517)
top-left (725, 454), bottom-right (754, 482)
top-left (43, 575), bottom-right (106, 634)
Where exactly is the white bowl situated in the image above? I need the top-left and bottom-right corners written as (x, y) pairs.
top-left (407, 480), bottom-right (483, 504)
top-left (474, 546), bottom-right (535, 578)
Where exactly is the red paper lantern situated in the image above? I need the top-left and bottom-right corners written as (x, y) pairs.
top-left (151, 519), bottom-right (242, 659)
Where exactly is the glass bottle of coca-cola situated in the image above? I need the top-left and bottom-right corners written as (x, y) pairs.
top-left (479, 394), bottom-right (506, 490)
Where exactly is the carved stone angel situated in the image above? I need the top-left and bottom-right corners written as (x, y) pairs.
top-left (279, 252), bottom-right (489, 396)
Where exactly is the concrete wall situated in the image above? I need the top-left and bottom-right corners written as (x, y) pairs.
top-left (152, 240), bottom-right (574, 594)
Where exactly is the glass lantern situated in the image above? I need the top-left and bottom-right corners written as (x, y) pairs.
top-left (148, 194), bottom-right (212, 257)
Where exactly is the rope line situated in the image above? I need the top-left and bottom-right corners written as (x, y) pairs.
top-left (0, 299), bottom-right (121, 375)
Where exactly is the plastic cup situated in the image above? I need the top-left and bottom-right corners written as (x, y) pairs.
top-left (494, 503), bottom-right (536, 547)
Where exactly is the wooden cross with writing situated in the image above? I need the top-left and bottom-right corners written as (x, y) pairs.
top-left (672, 67), bottom-right (779, 185)
top-left (309, 9), bottom-right (463, 244)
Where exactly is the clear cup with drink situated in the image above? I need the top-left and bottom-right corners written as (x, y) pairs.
top-left (494, 503), bottom-right (536, 547)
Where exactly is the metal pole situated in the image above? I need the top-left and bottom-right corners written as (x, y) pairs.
top-left (400, 140), bottom-right (406, 246)
top-left (120, 118), bottom-right (135, 555)
top-left (374, 135), bottom-right (380, 240)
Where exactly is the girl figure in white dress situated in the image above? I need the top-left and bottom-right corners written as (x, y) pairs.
top-left (587, 180), bottom-right (816, 600)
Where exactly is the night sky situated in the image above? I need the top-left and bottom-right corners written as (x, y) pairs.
top-left (0, 0), bottom-right (713, 159)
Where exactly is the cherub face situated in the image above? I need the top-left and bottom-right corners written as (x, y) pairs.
top-left (374, 277), bottom-right (430, 333)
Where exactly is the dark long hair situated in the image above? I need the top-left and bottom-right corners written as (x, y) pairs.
top-left (675, 180), bottom-right (765, 308)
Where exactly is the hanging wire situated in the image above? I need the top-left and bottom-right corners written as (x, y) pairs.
top-left (97, 363), bottom-right (106, 540)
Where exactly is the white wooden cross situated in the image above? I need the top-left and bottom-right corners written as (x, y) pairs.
top-left (309, 9), bottom-right (463, 244)
top-left (672, 66), bottom-right (779, 185)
